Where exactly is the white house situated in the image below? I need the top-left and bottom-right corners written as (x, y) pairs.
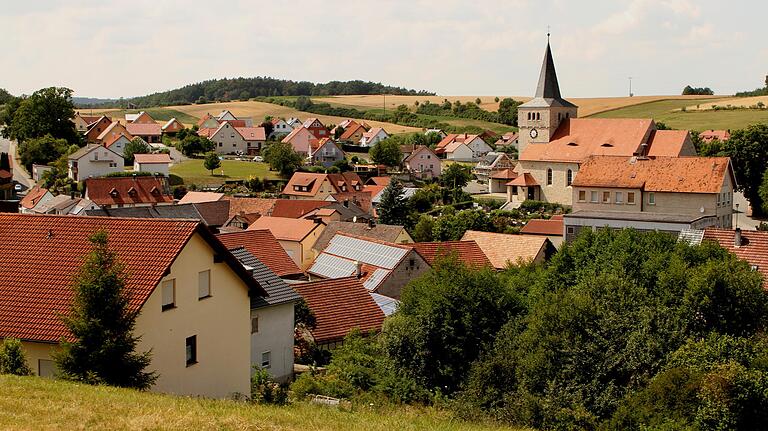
top-left (286, 118), bottom-right (302, 129)
top-left (105, 133), bottom-right (135, 158)
top-left (134, 153), bottom-right (172, 176)
top-left (67, 144), bottom-right (124, 182)
top-left (210, 122), bottom-right (266, 155)
top-left (270, 118), bottom-right (293, 138)
top-left (359, 127), bottom-right (389, 147)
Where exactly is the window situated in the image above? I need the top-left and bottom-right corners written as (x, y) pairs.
top-left (590, 191), bottom-right (598, 203)
top-left (185, 335), bottom-right (197, 366)
top-left (717, 193), bottom-right (721, 206)
top-left (161, 279), bottom-right (175, 311)
top-left (566, 226), bottom-right (575, 234)
top-left (251, 316), bottom-right (259, 334)
top-left (648, 192), bottom-right (656, 205)
top-left (546, 168), bottom-right (553, 185)
top-left (602, 191), bottom-right (611, 203)
top-left (218, 142), bottom-right (222, 147)
top-left (566, 169), bottom-right (573, 186)
top-left (198, 270), bottom-right (211, 299)
top-left (627, 192), bottom-right (635, 204)
top-left (261, 351), bottom-right (271, 369)
top-left (578, 190), bottom-right (586, 202)
top-left (615, 192), bottom-right (623, 204)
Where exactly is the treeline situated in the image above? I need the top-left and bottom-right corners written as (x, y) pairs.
top-left (0, 88), bottom-right (14, 105)
top-left (735, 75), bottom-right (768, 97)
top-left (681, 85), bottom-right (714, 95)
top-left (295, 228), bottom-right (768, 429)
top-left (79, 77), bottom-right (435, 108)
top-left (415, 98), bottom-right (521, 126)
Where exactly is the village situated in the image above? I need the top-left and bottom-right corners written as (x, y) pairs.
top-left (2, 24), bottom-right (768, 430)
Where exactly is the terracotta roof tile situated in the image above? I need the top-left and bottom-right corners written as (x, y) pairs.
top-left (85, 177), bottom-right (173, 206)
top-left (178, 191), bottom-right (224, 204)
top-left (217, 230), bottom-right (303, 277)
top-left (572, 156), bottom-right (733, 193)
top-left (246, 216), bottom-right (324, 242)
top-left (19, 186), bottom-right (49, 209)
top-left (507, 172), bottom-right (538, 186)
top-left (235, 127), bottom-right (266, 141)
top-left (134, 153), bottom-right (172, 164)
top-left (703, 229), bottom-right (768, 288)
top-left (313, 221), bottom-right (410, 252)
top-left (413, 240), bottom-right (491, 267)
top-left (293, 276), bottom-right (386, 344)
top-left (461, 230), bottom-right (550, 269)
top-left (271, 200), bottom-right (330, 218)
top-left (699, 130), bottom-right (731, 142)
top-left (490, 168), bottom-right (518, 180)
top-left (222, 197), bottom-right (276, 218)
top-left (520, 218), bottom-right (564, 236)
top-left (646, 130), bottom-right (692, 157)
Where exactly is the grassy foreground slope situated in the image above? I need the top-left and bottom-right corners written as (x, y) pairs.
top-left (170, 160), bottom-right (279, 185)
top-left (0, 376), bottom-right (518, 431)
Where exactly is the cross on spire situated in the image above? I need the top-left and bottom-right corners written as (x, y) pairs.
top-left (547, 25), bottom-right (550, 42)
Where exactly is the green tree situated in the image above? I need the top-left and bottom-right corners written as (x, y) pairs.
top-left (440, 163), bottom-right (473, 189)
top-left (0, 338), bottom-right (32, 376)
top-left (378, 180), bottom-right (410, 226)
top-left (0, 152), bottom-right (9, 171)
top-left (54, 230), bottom-right (156, 389)
top-left (263, 141), bottom-right (303, 177)
top-left (2, 87), bottom-right (79, 143)
top-left (203, 152), bottom-right (221, 174)
top-left (411, 215), bottom-right (435, 242)
top-left (176, 135), bottom-right (214, 157)
top-left (369, 138), bottom-right (403, 167)
top-left (17, 134), bottom-right (70, 172)
top-left (382, 257), bottom-right (523, 394)
top-left (123, 138), bottom-right (150, 164)
top-left (722, 124), bottom-right (768, 215)
top-left (497, 98), bottom-right (521, 126)
top-left (0, 88), bottom-right (14, 105)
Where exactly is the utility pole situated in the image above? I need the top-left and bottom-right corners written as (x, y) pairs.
top-left (383, 93), bottom-right (386, 115)
top-left (628, 77), bottom-right (633, 97)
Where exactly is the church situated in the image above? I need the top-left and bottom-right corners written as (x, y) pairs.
top-left (508, 39), bottom-right (696, 206)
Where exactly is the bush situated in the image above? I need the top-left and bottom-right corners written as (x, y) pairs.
top-left (167, 173), bottom-right (184, 186)
top-left (0, 338), bottom-right (32, 376)
top-left (251, 367), bottom-right (288, 405)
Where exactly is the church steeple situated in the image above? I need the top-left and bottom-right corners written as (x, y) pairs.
top-left (529, 40), bottom-right (575, 107)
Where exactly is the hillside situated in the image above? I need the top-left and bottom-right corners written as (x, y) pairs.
top-left (0, 375), bottom-right (517, 431)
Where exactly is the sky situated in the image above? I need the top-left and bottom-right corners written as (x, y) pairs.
top-left (1, 0), bottom-right (765, 99)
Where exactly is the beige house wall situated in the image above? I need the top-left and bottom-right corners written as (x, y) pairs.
top-left (212, 123), bottom-right (247, 155)
top-left (250, 302), bottom-right (295, 383)
top-left (134, 162), bottom-right (170, 176)
top-left (517, 105), bottom-right (578, 155)
top-left (376, 250), bottom-right (430, 299)
top-left (287, 179), bottom-right (335, 200)
top-left (516, 160), bottom-right (580, 205)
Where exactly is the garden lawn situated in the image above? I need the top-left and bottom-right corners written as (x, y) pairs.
top-left (171, 159), bottom-right (279, 186)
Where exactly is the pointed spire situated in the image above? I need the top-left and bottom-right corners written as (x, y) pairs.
top-left (535, 41), bottom-right (562, 100)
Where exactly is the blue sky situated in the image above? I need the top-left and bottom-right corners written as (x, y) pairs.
top-left (1, 0), bottom-right (765, 98)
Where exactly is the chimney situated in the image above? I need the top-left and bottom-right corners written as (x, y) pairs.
top-left (355, 261), bottom-right (362, 278)
top-left (735, 228), bottom-right (742, 247)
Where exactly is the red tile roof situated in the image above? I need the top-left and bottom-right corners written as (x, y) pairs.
top-left (104, 132), bottom-right (133, 148)
top-left (247, 216), bottom-right (324, 242)
top-left (282, 172), bottom-right (364, 197)
top-left (699, 130), bottom-right (731, 143)
top-left (0, 214), bottom-right (263, 343)
top-left (19, 186), bottom-right (49, 209)
top-left (293, 276), bottom-right (385, 344)
top-left (413, 240), bottom-right (491, 267)
top-left (339, 123), bottom-right (366, 140)
top-left (520, 218), bottom-right (564, 236)
top-left (126, 123), bottom-right (162, 137)
top-left (222, 197), bottom-right (276, 218)
top-left (507, 172), bottom-right (538, 187)
top-left (703, 229), bottom-right (768, 288)
top-left (217, 230), bottom-right (303, 277)
top-left (572, 156), bottom-right (734, 193)
top-left (646, 130), bottom-right (692, 157)
top-left (85, 177), bottom-right (173, 206)
top-left (235, 127), bottom-right (266, 141)
top-left (271, 200), bottom-right (331, 218)
top-left (133, 153), bottom-right (172, 164)
top-left (490, 168), bottom-right (518, 180)
top-left (178, 191), bottom-right (224, 204)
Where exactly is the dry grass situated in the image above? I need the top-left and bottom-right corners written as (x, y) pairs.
top-left (683, 95), bottom-right (768, 111)
top-left (0, 375), bottom-right (521, 431)
top-left (166, 101), bottom-right (420, 133)
top-left (314, 95), bottom-right (726, 117)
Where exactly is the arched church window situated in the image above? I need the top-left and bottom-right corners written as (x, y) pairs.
top-left (567, 169), bottom-right (573, 186)
top-left (546, 168), bottom-right (553, 185)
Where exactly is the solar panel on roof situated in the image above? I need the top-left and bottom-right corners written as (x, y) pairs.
top-left (371, 292), bottom-right (400, 316)
top-left (325, 235), bottom-right (407, 269)
top-left (678, 229), bottom-right (704, 246)
top-left (363, 268), bottom-right (390, 291)
top-left (308, 253), bottom-right (357, 279)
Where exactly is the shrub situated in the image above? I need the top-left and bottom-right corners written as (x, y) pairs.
top-left (251, 367), bottom-right (288, 405)
top-left (0, 338), bottom-right (32, 376)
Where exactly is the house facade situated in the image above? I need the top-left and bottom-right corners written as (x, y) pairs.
top-left (247, 216), bottom-right (326, 269)
top-left (84, 116), bottom-right (113, 144)
top-left (270, 118), bottom-right (293, 138)
top-left (474, 152), bottom-right (515, 181)
top-left (359, 127), bottom-right (389, 147)
top-left (210, 122), bottom-right (266, 155)
top-left (435, 134), bottom-right (492, 161)
top-left (282, 172), bottom-right (364, 200)
top-left (0, 214), bottom-right (266, 398)
top-left (403, 145), bottom-right (441, 179)
top-left (162, 118), bottom-right (185, 136)
top-left (134, 153), bottom-right (172, 176)
top-left (303, 118), bottom-right (328, 139)
top-left (309, 138), bottom-right (345, 167)
top-left (19, 186), bottom-right (54, 214)
top-left (282, 127), bottom-right (316, 155)
top-left (67, 144), bottom-right (124, 182)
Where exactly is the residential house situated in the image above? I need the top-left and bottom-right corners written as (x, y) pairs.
top-left (403, 145), bottom-right (441, 179)
top-left (104, 132), bottom-right (135, 158)
top-left (412, 240), bottom-right (492, 267)
top-left (512, 41), bottom-right (696, 206)
top-left (178, 191), bottom-right (225, 204)
top-left (126, 122), bottom-right (163, 144)
top-left (0, 163), bottom-right (12, 202)
top-left (269, 118), bottom-right (293, 138)
top-left (217, 110), bottom-right (238, 121)
top-left (281, 127), bottom-right (317, 156)
top-left (494, 132), bottom-right (519, 149)
top-left (695, 228), bottom-right (768, 289)
top-left (699, 130), bottom-right (731, 143)
top-left (474, 152), bottom-right (515, 181)
top-left (97, 121), bottom-right (133, 146)
top-left (67, 144), bottom-right (124, 182)
top-left (210, 122), bottom-right (266, 155)
top-left (215, 110), bottom-right (254, 126)
top-left (309, 138), bottom-right (345, 167)
top-left (73, 113), bottom-right (102, 133)
top-left (84, 176), bottom-right (174, 208)
top-left (489, 168), bottom-right (518, 193)
top-left (134, 153), bottom-right (172, 176)
top-left (425, 128), bottom-right (447, 138)
top-left (125, 111), bottom-right (156, 124)
top-left (19, 186), bottom-right (54, 214)
top-left (223, 196), bottom-right (277, 219)
top-left (293, 277), bottom-right (385, 350)
top-left (0, 213), bottom-right (266, 398)
top-left (520, 215), bottom-right (564, 248)
top-left (359, 127), bottom-right (389, 147)
top-left (338, 122), bottom-right (368, 143)
top-left (286, 118), bottom-right (302, 129)
top-left (563, 156), bottom-right (735, 241)
top-left (307, 233), bottom-right (429, 299)
top-left (312, 220), bottom-right (413, 254)
top-left (282, 172), bottom-right (364, 200)
top-left (86, 201), bottom-right (230, 230)
top-left (34, 194), bottom-right (98, 215)
top-left (461, 230), bottom-right (555, 269)
top-left (303, 118), bottom-right (328, 139)
top-left (198, 114), bottom-right (220, 129)
top-left (247, 216), bottom-right (326, 269)
top-left (217, 230), bottom-right (304, 279)
top-left (32, 164), bottom-right (53, 183)
top-left (162, 118), bottom-right (185, 136)
top-left (270, 199), bottom-right (369, 224)
top-left (229, 247), bottom-right (301, 382)
top-left (435, 134), bottom-right (492, 161)
top-left (369, 186), bottom-right (418, 214)
top-left (84, 116), bottom-right (114, 144)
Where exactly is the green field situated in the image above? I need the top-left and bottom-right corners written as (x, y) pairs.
top-left (0, 375), bottom-right (518, 431)
top-left (590, 98), bottom-right (768, 131)
top-left (171, 159), bottom-right (279, 186)
top-left (79, 107), bottom-right (200, 125)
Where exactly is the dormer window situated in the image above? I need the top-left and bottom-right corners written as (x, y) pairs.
top-left (127, 187), bottom-right (137, 197)
top-left (567, 142), bottom-right (578, 146)
top-left (601, 143), bottom-right (614, 148)
top-left (109, 188), bottom-right (119, 197)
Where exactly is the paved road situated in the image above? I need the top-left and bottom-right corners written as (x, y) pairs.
top-left (0, 134), bottom-right (34, 190)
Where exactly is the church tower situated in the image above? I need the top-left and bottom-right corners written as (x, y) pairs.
top-left (517, 38), bottom-right (578, 155)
